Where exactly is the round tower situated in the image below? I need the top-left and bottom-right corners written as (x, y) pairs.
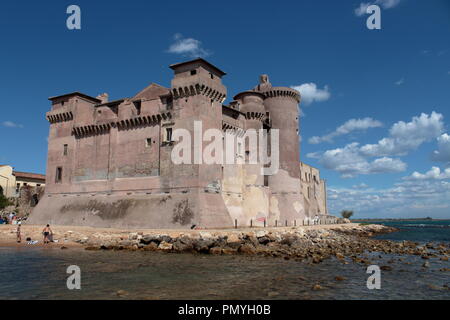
top-left (233, 91), bottom-right (269, 226)
top-left (254, 75), bottom-right (306, 224)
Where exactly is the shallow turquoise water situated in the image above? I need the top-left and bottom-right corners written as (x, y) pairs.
top-left (0, 246), bottom-right (449, 300)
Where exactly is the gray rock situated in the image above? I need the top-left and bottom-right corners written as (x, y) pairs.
top-left (193, 239), bottom-right (215, 253)
top-left (141, 235), bottom-right (160, 245)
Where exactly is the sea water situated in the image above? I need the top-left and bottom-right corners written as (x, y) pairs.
top-left (0, 242), bottom-right (449, 300)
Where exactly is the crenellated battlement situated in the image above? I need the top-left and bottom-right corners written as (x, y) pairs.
top-left (262, 87), bottom-right (300, 103)
top-left (46, 110), bottom-right (74, 124)
top-left (171, 83), bottom-right (226, 102)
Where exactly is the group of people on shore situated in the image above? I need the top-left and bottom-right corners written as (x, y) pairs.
top-left (14, 223), bottom-right (53, 244)
top-left (0, 212), bottom-right (24, 225)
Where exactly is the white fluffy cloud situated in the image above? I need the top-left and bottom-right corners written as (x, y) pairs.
top-left (359, 112), bottom-right (444, 157)
top-left (308, 112), bottom-right (443, 178)
top-left (309, 117), bottom-right (382, 144)
top-left (2, 121), bottom-right (23, 128)
top-left (328, 178), bottom-right (450, 218)
top-left (309, 142), bottom-right (406, 178)
top-left (291, 83), bottom-right (330, 106)
top-left (432, 133), bottom-right (450, 166)
top-left (355, 0), bottom-right (401, 16)
top-left (395, 78), bottom-right (404, 85)
top-left (167, 34), bottom-right (210, 58)
top-left (404, 166), bottom-right (450, 181)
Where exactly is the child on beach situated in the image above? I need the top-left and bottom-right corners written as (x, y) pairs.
top-left (16, 222), bottom-right (21, 243)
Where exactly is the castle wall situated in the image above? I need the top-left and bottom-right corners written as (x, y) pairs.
top-left (300, 162), bottom-right (328, 217)
top-left (29, 59), bottom-right (329, 229)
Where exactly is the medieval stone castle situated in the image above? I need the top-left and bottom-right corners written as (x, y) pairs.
top-left (29, 58), bottom-right (329, 229)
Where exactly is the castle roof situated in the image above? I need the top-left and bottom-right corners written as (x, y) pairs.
top-left (133, 83), bottom-right (171, 101)
top-left (48, 92), bottom-right (101, 103)
top-left (170, 58), bottom-right (226, 77)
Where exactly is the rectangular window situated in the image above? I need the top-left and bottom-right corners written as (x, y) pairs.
top-left (146, 138), bottom-right (152, 147)
top-left (264, 175), bottom-right (269, 187)
top-left (56, 167), bottom-right (62, 183)
top-left (190, 70), bottom-right (197, 75)
top-left (166, 128), bottom-right (173, 142)
top-left (63, 144), bottom-right (68, 156)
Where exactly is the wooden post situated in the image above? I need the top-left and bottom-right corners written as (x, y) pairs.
top-left (275, 220), bottom-right (278, 227)
top-left (235, 219), bottom-right (237, 229)
top-left (285, 220), bottom-right (287, 227)
top-left (294, 220), bottom-right (296, 227)
top-left (264, 219), bottom-right (266, 228)
top-left (250, 219), bottom-right (253, 228)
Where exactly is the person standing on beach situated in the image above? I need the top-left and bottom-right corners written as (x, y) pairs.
top-left (16, 222), bottom-right (22, 243)
top-left (42, 224), bottom-right (52, 244)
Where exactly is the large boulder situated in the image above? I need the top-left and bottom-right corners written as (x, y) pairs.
top-left (158, 241), bottom-right (173, 251)
top-left (172, 236), bottom-right (194, 252)
top-left (193, 238), bottom-right (215, 253)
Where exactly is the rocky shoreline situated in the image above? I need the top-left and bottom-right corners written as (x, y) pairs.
top-left (84, 224), bottom-right (450, 264)
top-left (1, 223), bottom-right (449, 266)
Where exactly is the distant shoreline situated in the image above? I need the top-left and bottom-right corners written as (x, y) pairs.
top-left (352, 218), bottom-right (450, 222)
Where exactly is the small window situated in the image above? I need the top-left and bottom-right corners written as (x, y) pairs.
top-left (61, 101), bottom-right (65, 106)
top-left (166, 128), bottom-right (173, 142)
top-left (146, 138), bottom-right (152, 147)
top-left (190, 70), bottom-right (197, 75)
top-left (134, 100), bottom-right (142, 115)
top-left (210, 73), bottom-right (214, 79)
top-left (264, 175), bottom-right (269, 187)
top-left (37, 184), bottom-right (41, 187)
top-left (56, 167), bottom-right (62, 183)
top-left (63, 144), bottom-right (68, 156)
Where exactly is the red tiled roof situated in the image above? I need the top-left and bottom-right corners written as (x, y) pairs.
top-left (12, 171), bottom-right (46, 182)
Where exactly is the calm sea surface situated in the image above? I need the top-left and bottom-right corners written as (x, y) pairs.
top-left (1, 220), bottom-right (449, 300)
top-left (362, 219), bottom-right (450, 243)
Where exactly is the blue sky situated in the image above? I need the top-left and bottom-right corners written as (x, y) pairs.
top-left (1, 0), bottom-right (449, 218)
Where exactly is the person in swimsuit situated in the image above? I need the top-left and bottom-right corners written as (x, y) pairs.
top-left (43, 224), bottom-right (52, 244)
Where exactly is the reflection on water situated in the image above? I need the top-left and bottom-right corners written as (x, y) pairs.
top-left (0, 246), bottom-right (449, 300)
